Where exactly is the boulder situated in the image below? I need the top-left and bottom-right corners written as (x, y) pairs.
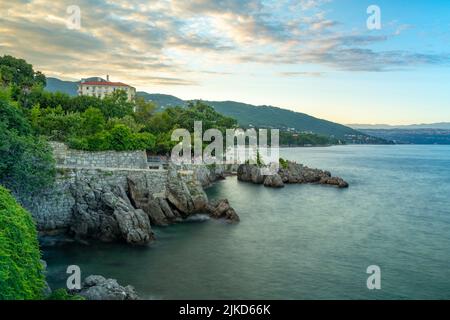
top-left (165, 164), bottom-right (209, 216)
top-left (127, 175), bottom-right (177, 225)
top-left (70, 180), bottom-right (154, 245)
top-left (206, 199), bottom-right (240, 223)
top-left (166, 164), bottom-right (196, 215)
top-left (237, 164), bottom-right (264, 184)
top-left (319, 176), bottom-right (349, 188)
top-left (75, 275), bottom-right (139, 300)
top-left (239, 161), bottom-right (348, 189)
top-left (263, 174), bottom-right (285, 188)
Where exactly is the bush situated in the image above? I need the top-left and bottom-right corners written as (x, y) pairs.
top-left (0, 95), bottom-right (55, 195)
top-left (132, 132), bottom-right (156, 150)
top-left (0, 186), bottom-right (45, 299)
top-left (30, 105), bottom-right (83, 141)
top-left (279, 157), bottom-right (288, 169)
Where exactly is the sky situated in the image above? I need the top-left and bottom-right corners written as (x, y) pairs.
top-left (1, 0), bottom-right (449, 125)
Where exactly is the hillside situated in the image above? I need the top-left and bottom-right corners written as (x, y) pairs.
top-left (139, 94), bottom-right (384, 142)
top-left (137, 92), bottom-right (187, 109)
top-left (46, 77), bottom-right (78, 96)
top-left (45, 77), bottom-right (386, 143)
top-left (359, 129), bottom-right (450, 144)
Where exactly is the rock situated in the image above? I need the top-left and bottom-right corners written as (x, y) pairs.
top-left (263, 174), bottom-right (285, 188)
top-left (319, 176), bottom-right (349, 188)
top-left (165, 164), bottom-right (209, 216)
top-left (206, 199), bottom-right (240, 223)
top-left (75, 275), bottom-right (139, 300)
top-left (158, 198), bottom-right (180, 220)
top-left (237, 164), bottom-right (264, 184)
top-left (166, 164), bottom-right (196, 216)
top-left (70, 180), bottom-right (154, 245)
top-left (127, 175), bottom-right (179, 226)
top-left (238, 161), bottom-right (348, 189)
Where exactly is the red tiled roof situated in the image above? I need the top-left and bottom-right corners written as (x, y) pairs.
top-left (80, 81), bottom-right (132, 87)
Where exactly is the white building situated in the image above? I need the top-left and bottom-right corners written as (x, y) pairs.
top-left (77, 76), bottom-right (136, 101)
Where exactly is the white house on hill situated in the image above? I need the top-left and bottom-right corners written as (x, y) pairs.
top-left (77, 75), bottom-right (136, 101)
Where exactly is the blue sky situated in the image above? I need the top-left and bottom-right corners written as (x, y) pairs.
top-left (1, 0), bottom-right (449, 124)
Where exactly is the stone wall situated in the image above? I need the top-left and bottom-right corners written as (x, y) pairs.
top-left (50, 142), bottom-right (148, 169)
top-left (20, 143), bottom-right (225, 234)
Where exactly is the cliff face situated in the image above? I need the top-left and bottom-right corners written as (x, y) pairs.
top-left (19, 143), bottom-right (239, 245)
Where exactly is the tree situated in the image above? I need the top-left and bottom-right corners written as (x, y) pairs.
top-left (0, 186), bottom-right (45, 300)
top-left (0, 95), bottom-right (55, 195)
top-left (134, 97), bottom-right (156, 124)
top-left (0, 55), bottom-right (46, 89)
top-left (82, 107), bottom-right (105, 135)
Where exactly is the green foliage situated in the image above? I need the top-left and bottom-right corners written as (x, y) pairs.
top-left (30, 105), bottom-right (83, 141)
top-left (133, 97), bottom-right (156, 124)
top-left (82, 107), bottom-right (105, 135)
top-left (279, 131), bottom-right (339, 146)
top-left (0, 95), bottom-right (55, 195)
top-left (109, 124), bottom-right (155, 151)
top-left (67, 125), bottom-right (155, 152)
top-left (46, 289), bottom-right (85, 300)
top-left (279, 157), bottom-right (288, 169)
top-left (0, 90), bottom-right (32, 136)
top-left (0, 55), bottom-right (46, 89)
top-left (107, 115), bottom-right (143, 133)
top-left (0, 186), bottom-right (45, 300)
top-left (141, 101), bottom-right (238, 154)
top-left (256, 150), bottom-right (264, 167)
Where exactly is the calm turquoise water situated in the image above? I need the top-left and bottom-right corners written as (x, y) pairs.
top-left (44, 145), bottom-right (450, 299)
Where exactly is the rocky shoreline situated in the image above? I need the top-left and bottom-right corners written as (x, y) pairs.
top-left (237, 160), bottom-right (349, 189)
top-left (30, 143), bottom-right (349, 299)
top-left (60, 163), bottom-right (239, 246)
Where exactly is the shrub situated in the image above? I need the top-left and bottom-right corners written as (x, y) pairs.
top-left (109, 124), bottom-right (134, 151)
top-left (0, 125), bottom-right (55, 195)
top-left (85, 131), bottom-right (111, 151)
top-left (31, 105), bottom-right (83, 141)
top-left (132, 132), bottom-right (156, 150)
top-left (0, 186), bottom-right (45, 300)
top-left (82, 107), bottom-right (105, 135)
top-left (279, 157), bottom-right (288, 169)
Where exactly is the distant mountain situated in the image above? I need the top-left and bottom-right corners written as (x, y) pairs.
top-left (136, 92), bottom-right (187, 109)
top-left (45, 77), bottom-right (387, 143)
top-left (136, 94), bottom-right (379, 141)
top-left (200, 100), bottom-right (361, 139)
top-left (349, 123), bottom-right (450, 130)
top-left (46, 77), bottom-right (78, 96)
top-left (360, 128), bottom-right (450, 144)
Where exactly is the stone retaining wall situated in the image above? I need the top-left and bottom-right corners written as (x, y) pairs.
top-left (50, 142), bottom-right (148, 169)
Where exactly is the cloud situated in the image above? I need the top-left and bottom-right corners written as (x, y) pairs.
top-left (278, 71), bottom-right (323, 77)
top-left (0, 0), bottom-right (448, 89)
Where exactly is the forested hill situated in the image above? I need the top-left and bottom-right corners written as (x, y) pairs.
top-left (137, 93), bottom-right (382, 142)
top-left (46, 77), bottom-right (386, 143)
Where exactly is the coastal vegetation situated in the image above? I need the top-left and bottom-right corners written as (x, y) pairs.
top-left (0, 185), bottom-right (45, 299)
top-left (0, 82), bottom-right (55, 196)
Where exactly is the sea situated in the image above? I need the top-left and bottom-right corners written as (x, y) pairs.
top-left (44, 145), bottom-right (450, 299)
